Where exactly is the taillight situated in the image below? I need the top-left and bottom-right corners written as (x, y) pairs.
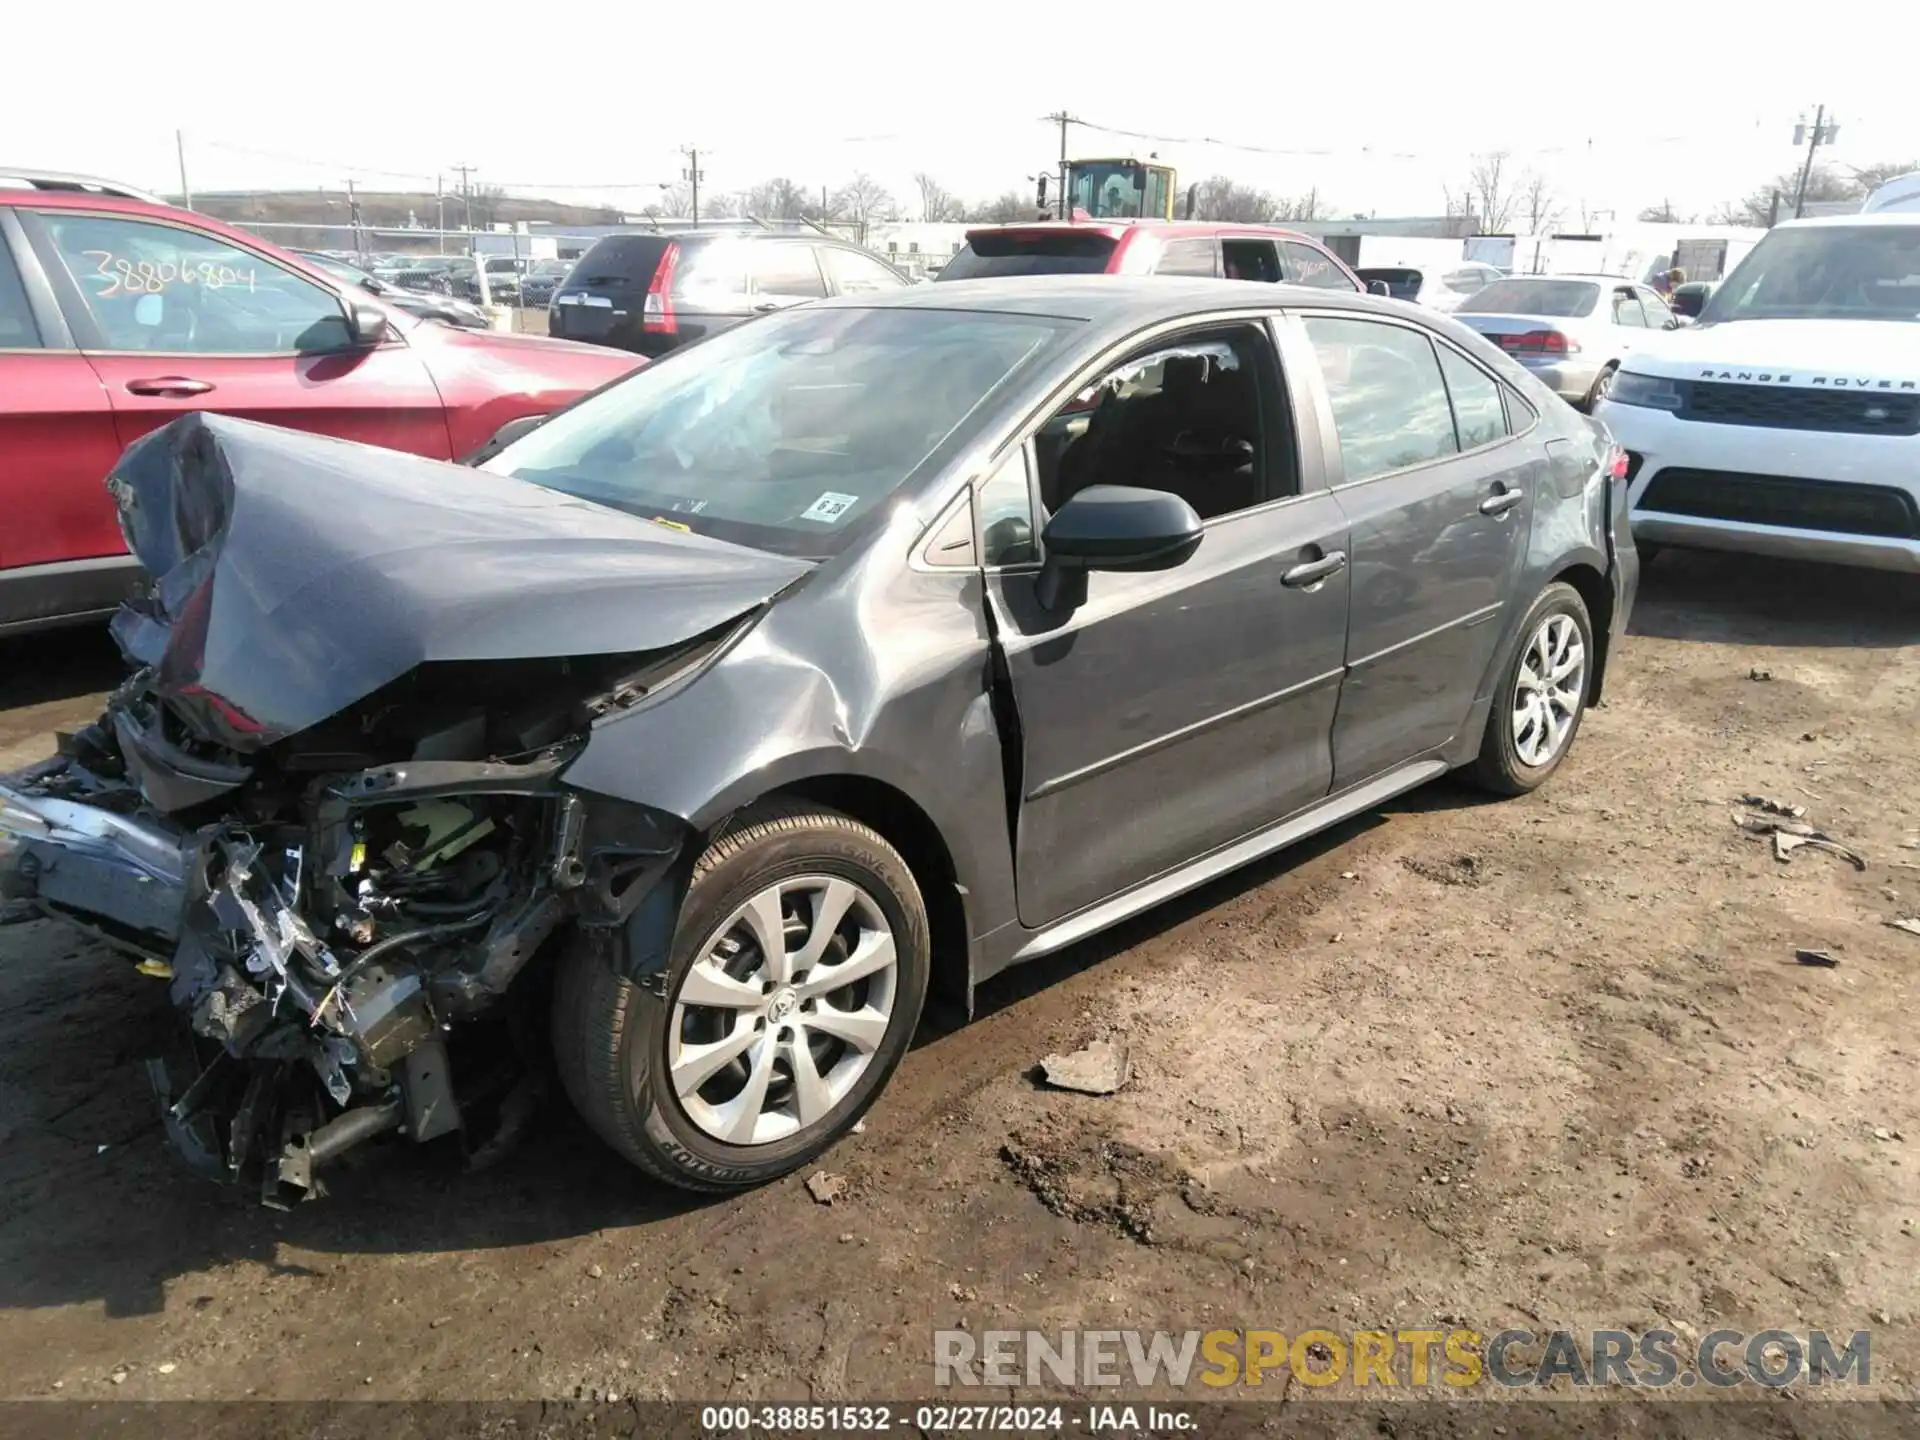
top-left (1608, 445), bottom-right (1630, 479)
top-left (1502, 329), bottom-right (1577, 355)
top-left (642, 243), bottom-right (680, 334)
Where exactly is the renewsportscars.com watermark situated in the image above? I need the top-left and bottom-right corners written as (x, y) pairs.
top-left (934, 1327), bottom-right (1872, 1390)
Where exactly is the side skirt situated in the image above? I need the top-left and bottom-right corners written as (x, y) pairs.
top-left (1007, 757), bottom-right (1448, 966)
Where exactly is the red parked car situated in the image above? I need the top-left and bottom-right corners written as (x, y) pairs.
top-left (934, 220), bottom-right (1367, 291)
top-left (0, 171), bottom-right (644, 636)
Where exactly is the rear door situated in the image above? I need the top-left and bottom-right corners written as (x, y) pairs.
top-left (747, 243), bottom-right (829, 313)
top-left (1221, 237), bottom-right (1282, 282)
top-left (1287, 310), bottom-right (1533, 787)
top-left (1280, 240), bottom-right (1362, 292)
top-left (819, 245), bottom-right (911, 296)
top-left (1151, 237), bottom-right (1220, 277)
top-left (24, 209), bottom-right (450, 461)
top-left (0, 210), bottom-right (127, 588)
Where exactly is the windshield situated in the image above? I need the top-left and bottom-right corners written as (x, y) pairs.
top-left (1070, 162), bottom-right (1144, 219)
top-left (937, 231), bottom-right (1117, 280)
top-left (484, 306), bottom-right (1072, 559)
top-left (1701, 224), bottom-right (1920, 323)
top-left (1459, 279), bottom-right (1600, 318)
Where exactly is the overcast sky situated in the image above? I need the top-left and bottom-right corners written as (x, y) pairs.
top-left (10, 3), bottom-right (1916, 221)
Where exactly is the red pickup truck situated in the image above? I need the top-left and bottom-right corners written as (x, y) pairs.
top-left (0, 172), bottom-right (643, 635)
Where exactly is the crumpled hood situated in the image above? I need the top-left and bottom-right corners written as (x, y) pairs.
top-left (1625, 318), bottom-right (1920, 386)
top-left (107, 412), bottom-right (812, 751)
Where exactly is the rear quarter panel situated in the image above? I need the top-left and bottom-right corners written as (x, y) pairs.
top-left (417, 328), bottom-right (644, 456)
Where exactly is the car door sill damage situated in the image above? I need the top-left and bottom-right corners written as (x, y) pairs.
top-left (1012, 757), bottom-right (1448, 962)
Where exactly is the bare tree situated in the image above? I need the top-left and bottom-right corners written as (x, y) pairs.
top-left (1847, 158), bottom-right (1920, 195)
top-left (740, 177), bottom-right (813, 221)
top-left (914, 173), bottom-right (963, 223)
top-left (1191, 175), bottom-right (1276, 222)
top-left (1517, 171), bottom-right (1562, 233)
top-left (832, 171), bottom-right (897, 225)
top-left (1637, 199), bottom-right (1684, 223)
top-left (966, 190), bottom-right (1035, 223)
top-left (1717, 162), bottom-right (1857, 226)
top-left (700, 190), bottom-right (740, 220)
top-left (1444, 152), bottom-right (1514, 232)
top-left (1272, 187), bottom-right (1324, 222)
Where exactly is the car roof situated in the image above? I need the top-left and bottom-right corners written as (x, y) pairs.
top-left (809, 273), bottom-right (1390, 324)
top-left (964, 219), bottom-right (1316, 243)
top-left (595, 228), bottom-right (842, 246)
top-left (1482, 272), bottom-right (1630, 283)
top-left (1776, 212), bottom-right (1920, 229)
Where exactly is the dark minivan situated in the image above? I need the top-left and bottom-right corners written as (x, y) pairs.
top-left (549, 231), bottom-right (912, 356)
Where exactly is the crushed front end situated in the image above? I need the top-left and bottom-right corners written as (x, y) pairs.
top-left (0, 412), bottom-right (817, 1203)
top-left (1, 674), bottom-right (689, 1205)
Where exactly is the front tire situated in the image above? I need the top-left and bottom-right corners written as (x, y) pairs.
top-left (1470, 582), bottom-right (1594, 796)
top-left (554, 802), bottom-right (929, 1192)
top-left (1584, 364), bottom-right (1618, 410)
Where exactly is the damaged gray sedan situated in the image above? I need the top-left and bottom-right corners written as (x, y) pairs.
top-left (0, 278), bottom-right (1636, 1202)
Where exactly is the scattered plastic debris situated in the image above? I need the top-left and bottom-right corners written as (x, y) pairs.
top-left (1732, 811), bottom-right (1866, 870)
top-left (1795, 949), bottom-right (1840, 968)
top-left (1885, 918), bottom-right (1920, 939)
top-left (806, 1171), bottom-right (850, 1205)
top-left (1039, 1039), bottom-right (1132, 1095)
top-left (1749, 667), bottom-right (1774, 682)
top-left (1739, 794), bottom-right (1807, 819)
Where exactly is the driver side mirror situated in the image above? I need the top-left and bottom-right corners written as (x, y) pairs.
top-left (1366, 279), bottom-right (1393, 297)
top-left (347, 303), bottom-right (390, 346)
top-left (1034, 484), bottom-right (1204, 612)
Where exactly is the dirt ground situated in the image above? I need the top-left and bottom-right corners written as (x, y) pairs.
top-left (2, 548), bottom-right (1918, 1417)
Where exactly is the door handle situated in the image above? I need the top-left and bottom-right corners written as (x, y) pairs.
top-left (1281, 550), bottom-right (1348, 588)
top-left (126, 377), bottom-right (214, 397)
top-left (1479, 487), bottom-right (1523, 517)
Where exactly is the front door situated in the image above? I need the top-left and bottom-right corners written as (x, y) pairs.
top-left (985, 320), bottom-right (1351, 929)
top-left (23, 209), bottom-right (450, 467)
top-left (0, 222), bottom-right (125, 575)
top-left (1287, 312), bottom-right (1533, 788)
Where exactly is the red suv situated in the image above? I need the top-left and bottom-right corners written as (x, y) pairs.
top-left (0, 172), bottom-right (645, 636)
top-left (935, 221), bottom-right (1365, 290)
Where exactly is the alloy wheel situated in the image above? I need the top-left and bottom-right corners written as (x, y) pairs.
top-left (667, 875), bottom-right (898, 1146)
top-left (1511, 613), bottom-right (1585, 768)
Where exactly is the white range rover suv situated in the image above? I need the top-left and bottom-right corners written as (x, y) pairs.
top-left (1595, 193), bottom-right (1920, 571)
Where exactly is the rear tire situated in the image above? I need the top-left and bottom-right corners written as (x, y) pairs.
top-left (1584, 364), bottom-right (1618, 410)
top-left (1470, 582), bottom-right (1594, 797)
top-left (553, 802), bottom-right (929, 1192)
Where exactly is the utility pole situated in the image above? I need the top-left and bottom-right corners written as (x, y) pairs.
top-left (175, 129), bottom-right (192, 210)
top-left (681, 146), bottom-right (704, 226)
top-left (436, 173), bottom-right (445, 242)
top-left (1043, 111), bottom-right (1077, 219)
top-left (1791, 105), bottom-right (1839, 219)
top-left (345, 177), bottom-right (363, 257)
top-left (450, 163), bottom-right (475, 249)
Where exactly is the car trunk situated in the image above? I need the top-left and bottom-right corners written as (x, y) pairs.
top-left (938, 229), bottom-right (1120, 279)
top-left (1456, 313), bottom-right (1586, 357)
top-left (550, 235), bottom-right (674, 346)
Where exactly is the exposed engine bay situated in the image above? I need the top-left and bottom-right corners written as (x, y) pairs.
top-left (0, 413), bottom-right (815, 1203)
top-left (2, 653), bottom-right (698, 1205)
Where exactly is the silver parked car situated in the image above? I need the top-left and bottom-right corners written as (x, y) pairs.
top-left (1356, 262), bottom-right (1503, 312)
top-left (1455, 274), bottom-right (1682, 409)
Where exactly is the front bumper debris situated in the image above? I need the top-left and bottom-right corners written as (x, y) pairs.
top-left (2, 757), bottom-right (685, 1205)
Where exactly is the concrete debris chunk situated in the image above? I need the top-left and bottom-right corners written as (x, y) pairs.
top-left (1039, 1039), bottom-right (1132, 1095)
